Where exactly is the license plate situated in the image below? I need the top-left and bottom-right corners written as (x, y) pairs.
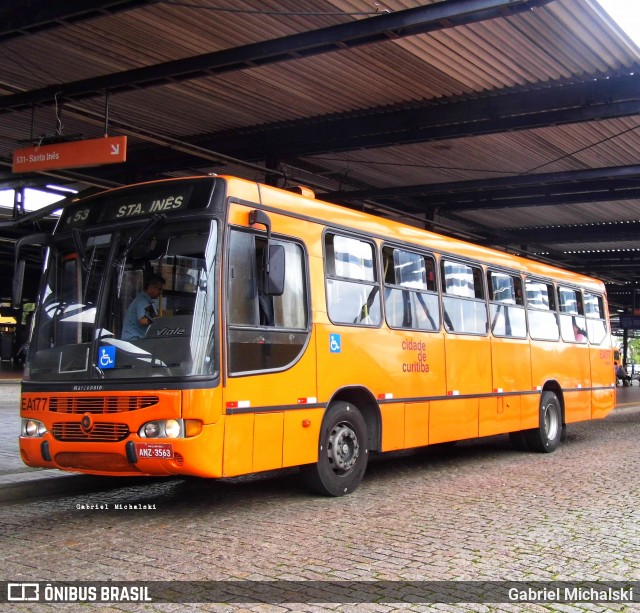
top-left (136, 442), bottom-right (173, 459)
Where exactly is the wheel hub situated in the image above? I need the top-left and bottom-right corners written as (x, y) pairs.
top-left (543, 402), bottom-right (559, 440)
top-left (327, 423), bottom-right (359, 473)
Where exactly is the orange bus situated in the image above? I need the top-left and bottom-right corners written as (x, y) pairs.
top-left (15, 175), bottom-right (615, 496)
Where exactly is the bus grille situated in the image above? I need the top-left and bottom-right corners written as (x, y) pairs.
top-left (49, 396), bottom-right (159, 414)
top-left (52, 422), bottom-right (130, 442)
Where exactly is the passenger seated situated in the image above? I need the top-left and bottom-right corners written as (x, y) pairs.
top-left (615, 363), bottom-right (632, 386)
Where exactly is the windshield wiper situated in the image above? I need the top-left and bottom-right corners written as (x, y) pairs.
top-left (115, 214), bottom-right (165, 267)
top-left (115, 214), bottom-right (165, 298)
top-left (72, 228), bottom-right (89, 272)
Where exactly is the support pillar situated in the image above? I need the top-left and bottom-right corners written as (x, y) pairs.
top-left (13, 188), bottom-right (25, 220)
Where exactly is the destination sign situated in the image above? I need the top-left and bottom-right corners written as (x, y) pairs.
top-left (97, 187), bottom-right (194, 222)
top-left (59, 180), bottom-right (217, 229)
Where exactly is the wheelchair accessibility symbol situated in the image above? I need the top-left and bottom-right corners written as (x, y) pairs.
top-left (329, 333), bottom-right (341, 353)
top-left (98, 346), bottom-right (116, 369)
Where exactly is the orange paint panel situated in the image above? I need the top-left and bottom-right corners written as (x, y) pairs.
top-left (521, 394), bottom-right (540, 429)
top-left (590, 347), bottom-right (615, 389)
top-left (283, 408), bottom-right (323, 467)
top-left (253, 413), bottom-right (283, 472)
top-left (182, 387), bottom-right (223, 424)
top-left (12, 136), bottom-right (127, 172)
top-left (591, 388), bottom-right (615, 419)
top-left (479, 395), bottom-right (520, 437)
top-left (530, 343), bottom-right (591, 391)
top-left (564, 390), bottom-right (591, 423)
top-left (404, 402), bottom-right (429, 448)
top-left (178, 423), bottom-right (225, 478)
top-left (491, 337), bottom-right (532, 392)
top-left (429, 398), bottom-right (478, 444)
top-left (223, 414), bottom-right (254, 477)
top-left (444, 336), bottom-right (492, 396)
top-left (380, 403), bottom-right (404, 451)
top-left (529, 342), bottom-right (564, 388)
top-left (316, 326), bottom-right (447, 407)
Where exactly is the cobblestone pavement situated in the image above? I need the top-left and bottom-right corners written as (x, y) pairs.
top-left (1, 379), bottom-right (639, 612)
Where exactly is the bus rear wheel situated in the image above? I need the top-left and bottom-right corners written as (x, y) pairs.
top-left (524, 391), bottom-right (562, 453)
top-left (300, 401), bottom-right (368, 496)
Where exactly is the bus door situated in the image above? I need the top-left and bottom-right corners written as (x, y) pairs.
top-left (526, 279), bottom-right (563, 427)
top-left (582, 293), bottom-right (615, 418)
top-left (485, 271), bottom-right (531, 436)
top-left (557, 287), bottom-right (591, 422)
top-left (223, 212), bottom-right (317, 476)
top-left (435, 260), bottom-right (491, 443)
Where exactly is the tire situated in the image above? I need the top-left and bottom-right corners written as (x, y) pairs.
top-left (509, 430), bottom-right (530, 451)
top-left (300, 401), bottom-right (368, 496)
top-left (524, 390), bottom-right (562, 453)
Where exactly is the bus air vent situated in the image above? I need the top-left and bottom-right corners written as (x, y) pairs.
top-left (49, 396), bottom-right (159, 413)
top-left (52, 422), bottom-right (130, 442)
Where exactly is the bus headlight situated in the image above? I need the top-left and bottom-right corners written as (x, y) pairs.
top-left (142, 422), bottom-right (161, 438)
top-left (22, 419), bottom-right (47, 437)
top-left (164, 419), bottom-right (181, 439)
top-left (138, 419), bottom-right (202, 439)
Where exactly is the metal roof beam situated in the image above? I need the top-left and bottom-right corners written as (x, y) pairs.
top-left (0, 0), bottom-right (550, 111)
top-left (506, 222), bottom-right (640, 244)
top-left (381, 184), bottom-right (640, 211)
top-left (194, 72), bottom-right (640, 160)
top-left (324, 164), bottom-right (640, 209)
top-left (0, 0), bottom-right (152, 41)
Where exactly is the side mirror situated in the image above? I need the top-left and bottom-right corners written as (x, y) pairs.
top-left (12, 232), bottom-right (50, 309)
top-left (250, 209), bottom-right (286, 296)
top-left (263, 244), bottom-right (285, 296)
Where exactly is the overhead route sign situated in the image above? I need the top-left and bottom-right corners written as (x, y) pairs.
top-left (12, 135), bottom-right (127, 173)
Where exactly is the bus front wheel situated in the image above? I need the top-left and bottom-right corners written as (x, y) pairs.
top-left (301, 401), bottom-right (368, 496)
top-left (524, 391), bottom-right (562, 453)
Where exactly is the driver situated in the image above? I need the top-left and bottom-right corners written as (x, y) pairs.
top-left (122, 273), bottom-right (165, 340)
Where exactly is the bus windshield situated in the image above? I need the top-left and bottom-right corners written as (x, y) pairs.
top-left (27, 219), bottom-right (218, 382)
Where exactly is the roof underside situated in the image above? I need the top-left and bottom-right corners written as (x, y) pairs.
top-left (2, 0), bottom-right (640, 315)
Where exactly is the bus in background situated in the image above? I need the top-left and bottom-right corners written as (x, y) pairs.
top-left (15, 176), bottom-right (615, 496)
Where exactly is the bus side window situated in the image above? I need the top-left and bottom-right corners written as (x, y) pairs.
top-left (441, 259), bottom-right (487, 335)
top-left (525, 278), bottom-right (559, 341)
top-left (584, 292), bottom-right (607, 345)
top-left (382, 246), bottom-right (439, 331)
top-left (558, 286), bottom-right (587, 344)
top-left (488, 271), bottom-right (526, 338)
top-left (325, 233), bottom-right (381, 326)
